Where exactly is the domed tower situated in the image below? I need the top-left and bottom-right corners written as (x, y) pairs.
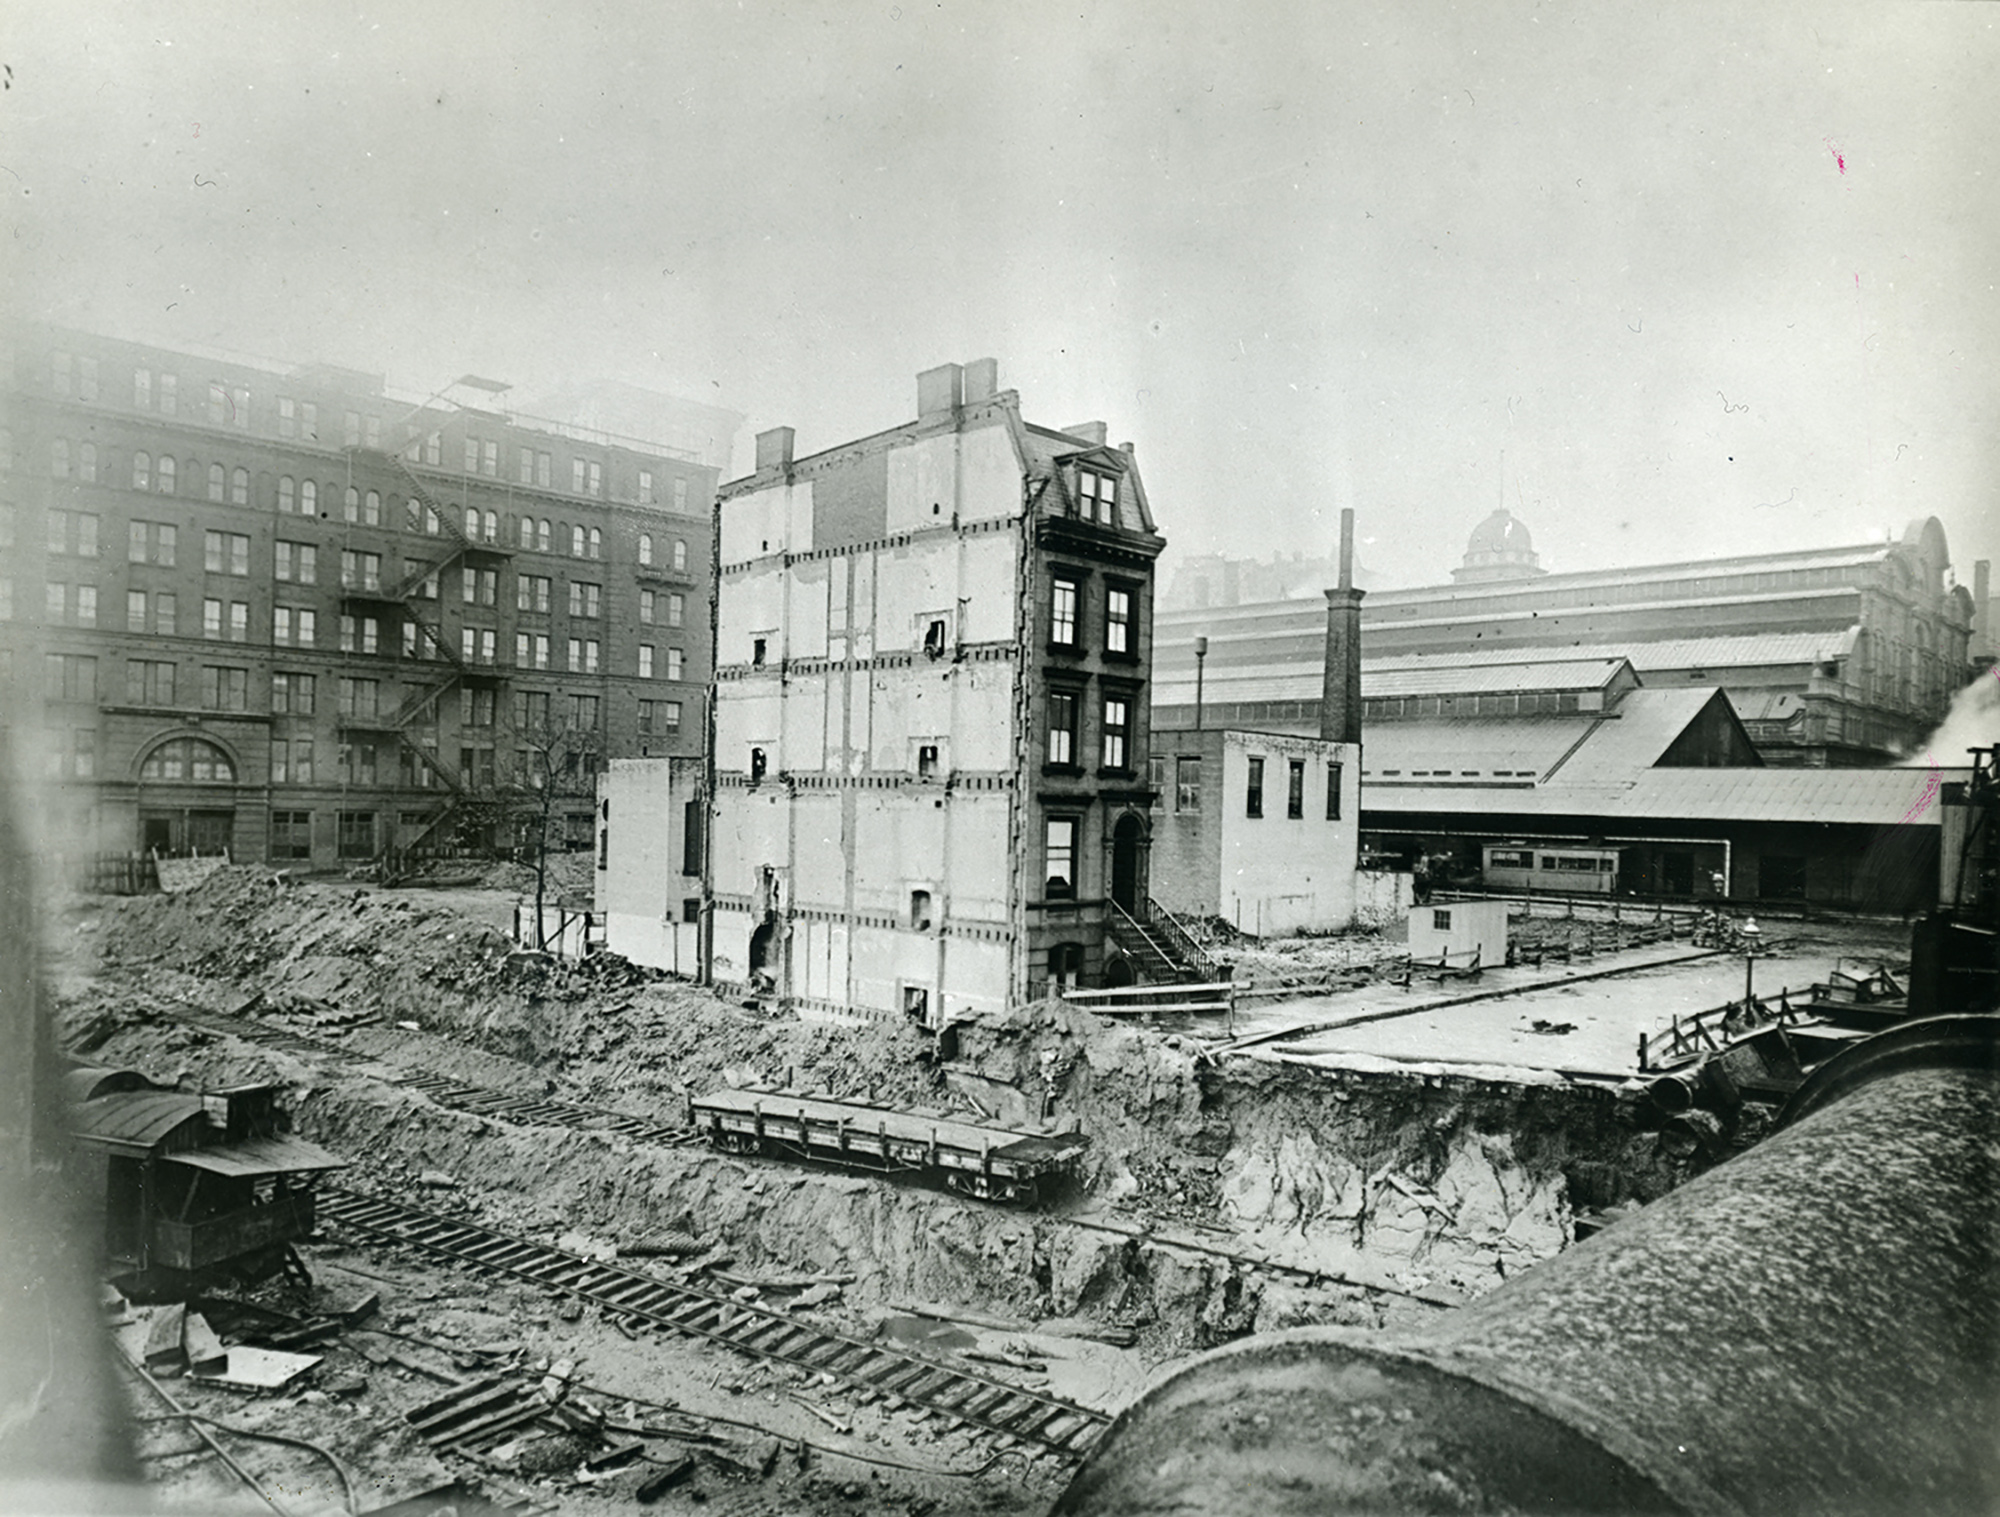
top-left (1452, 507), bottom-right (1547, 583)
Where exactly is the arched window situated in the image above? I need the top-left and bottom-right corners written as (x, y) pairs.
top-left (638, 533), bottom-right (654, 567)
top-left (344, 486), bottom-right (360, 523)
top-left (300, 479), bottom-right (317, 515)
top-left (519, 515), bottom-right (534, 548)
top-left (79, 443), bottom-right (99, 482)
top-left (588, 526), bottom-right (602, 559)
top-left (537, 519), bottom-right (551, 552)
top-left (231, 467), bottom-right (250, 505)
top-left (364, 490), bottom-right (381, 526)
top-left (140, 736), bottom-right (236, 783)
top-left (483, 510), bottom-right (498, 543)
top-left (157, 455), bottom-right (176, 494)
top-left (209, 463), bottom-right (226, 502)
top-left (278, 476), bottom-right (295, 513)
top-left (569, 523), bottom-right (584, 558)
top-left (464, 506), bottom-right (479, 538)
top-left (672, 538), bottom-right (688, 572)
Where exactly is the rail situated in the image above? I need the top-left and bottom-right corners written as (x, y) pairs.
top-left (1638, 987), bottom-right (1810, 1071)
top-left (1062, 981), bottom-right (1235, 1016)
top-left (317, 1188), bottom-right (1110, 1461)
top-left (1144, 898), bottom-right (1225, 983)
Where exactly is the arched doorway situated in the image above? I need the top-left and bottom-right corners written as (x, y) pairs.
top-left (1111, 813), bottom-right (1145, 913)
top-left (136, 735), bottom-right (240, 855)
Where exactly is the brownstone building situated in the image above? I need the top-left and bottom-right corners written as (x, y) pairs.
top-left (0, 324), bottom-right (723, 873)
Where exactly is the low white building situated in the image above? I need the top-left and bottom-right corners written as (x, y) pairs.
top-left (595, 757), bottom-right (704, 976)
top-left (1149, 726), bottom-right (1362, 937)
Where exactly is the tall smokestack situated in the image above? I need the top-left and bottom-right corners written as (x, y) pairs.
top-left (1975, 560), bottom-right (1991, 652)
top-left (1321, 510), bottom-right (1365, 745)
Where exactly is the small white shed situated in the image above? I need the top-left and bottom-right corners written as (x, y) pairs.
top-left (1407, 900), bottom-right (1509, 969)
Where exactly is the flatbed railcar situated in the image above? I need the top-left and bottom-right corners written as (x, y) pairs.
top-left (690, 1087), bottom-right (1088, 1204)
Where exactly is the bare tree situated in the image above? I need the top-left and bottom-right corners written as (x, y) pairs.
top-left (512, 717), bottom-right (602, 949)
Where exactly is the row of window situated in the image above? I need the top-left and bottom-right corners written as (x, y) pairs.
top-left (42, 447), bottom-right (697, 562)
top-left (51, 650), bottom-right (686, 733)
top-left (47, 350), bottom-right (703, 508)
top-left (33, 574), bottom-right (689, 672)
top-left (1051, 576), bottom-right (1135, 654)
top-left (1240, 755), bottom-right (1341, 821)
top-left (1047, 690), bottom-right (1133, 772)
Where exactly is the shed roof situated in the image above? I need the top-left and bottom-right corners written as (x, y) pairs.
top-left (1548, 688), bottom-right (1741, 780)
top-left (160, 1134), bottom-right (348, 1178)
top-left (70, 1092), bottom-right (209, 1156)
top-left (1362, 718), bottom-right (1600, 782)
top-left (1363, 658), bottom-right (1632, 698)
top-left (1363, 764), bottom-right (1959, 828)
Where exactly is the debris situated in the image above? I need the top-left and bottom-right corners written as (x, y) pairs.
top-left (144, 1303), bottom-right (189, 1375)
top-left (791, 1282), bottom-right (843, 1309)
top-left (584, 1440), bottom-right (645, 1472)
top-left (962, 1348), bottom-right (1047, 1373)
top-left (416, 1171), bottom-right (460, 1189)
top-left (1528, 1019), bottom-right (1578, 1035)
top-left (636, 1456), bottom-right (697, 1502)
top-left (182, 1312), bottom-right (228, 1375)
top-left (793, 1398), bottom-right (852, 1435)
top-left (191, 1346), bottom-right (322, 1392)
top-left (888, 1300), bottom-right (1023, 1334)
top-left (325, 1288), bottom-right (381, 1324)
top-left (617, 1233), bottom-right (706, 1259)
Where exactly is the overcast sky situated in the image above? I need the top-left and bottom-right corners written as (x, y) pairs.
top-left (7, 2), bottom-right (1995, 591)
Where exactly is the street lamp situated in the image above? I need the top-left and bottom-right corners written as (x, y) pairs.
top-left (1194, 637), bottom-right (1208, 731)
top-left (1740, 916), bottom-right (1763, 1011)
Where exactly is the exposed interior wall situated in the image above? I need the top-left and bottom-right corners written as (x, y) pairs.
top-left (711, 412), bottom-right (1028, 1021)
top-left (595, 757), bottom-right (702, 975)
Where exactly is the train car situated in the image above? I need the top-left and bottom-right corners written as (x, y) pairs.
top-left (67, 1065), bottom-right (347, 1292)
top-left (691, 1087), bottom-right (1089, 1204)
top-left (1481, 842), bottom-right (1624, 895)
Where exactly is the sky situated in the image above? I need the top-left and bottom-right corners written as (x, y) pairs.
top-left (6, 2), bottom-right (1996, 592)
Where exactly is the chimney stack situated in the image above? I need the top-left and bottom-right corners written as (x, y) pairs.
top-left (1321, 509), bottom-right (1365, 746)
top-left (755, 427), bottom-right (795, 472)
top-left (918, 363), bottom-right (964, 418)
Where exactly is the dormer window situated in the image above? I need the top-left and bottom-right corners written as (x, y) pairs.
top-left (1077, 468), bottom-right (1118, 526)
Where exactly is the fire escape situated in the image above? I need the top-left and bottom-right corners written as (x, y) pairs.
top-left (337, 449), bottom-right (513, 872)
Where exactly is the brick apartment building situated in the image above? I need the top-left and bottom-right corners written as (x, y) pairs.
top-left (0, 324), bottom-right (726, 873)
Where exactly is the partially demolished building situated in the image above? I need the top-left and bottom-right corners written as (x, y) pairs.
top-left (703, 361), bottom-right (1167, 1021)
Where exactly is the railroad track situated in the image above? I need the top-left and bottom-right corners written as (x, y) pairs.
top-left (317, 1188), bottom-right (1111, 1462)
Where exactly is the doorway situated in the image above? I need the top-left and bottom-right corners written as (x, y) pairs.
top-left (1111, 814), bottom-right (1143, 912)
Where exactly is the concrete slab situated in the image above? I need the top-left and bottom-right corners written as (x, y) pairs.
top-left (1221, 941), bottom-right (1846, 1079)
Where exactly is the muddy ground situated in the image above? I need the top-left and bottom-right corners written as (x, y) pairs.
top-left (52, 868), bottom-right (1884, 1514)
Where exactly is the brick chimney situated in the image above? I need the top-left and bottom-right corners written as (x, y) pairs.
top-left (1321, 509), bottom-right (1365, 745)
